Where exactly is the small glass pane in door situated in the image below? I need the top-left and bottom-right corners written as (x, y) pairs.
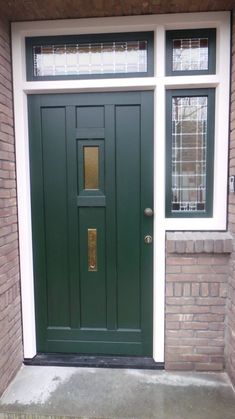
top-left (84, 146), bottom-right (99, 190)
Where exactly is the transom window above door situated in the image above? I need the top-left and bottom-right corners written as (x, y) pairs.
top-left (26, 32), bottom-right (154, 80)
top-left (165, 28), bottom-right (216, 75)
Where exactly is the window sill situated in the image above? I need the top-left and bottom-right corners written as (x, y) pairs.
top-left (166, 231), bottom-right (233, 254)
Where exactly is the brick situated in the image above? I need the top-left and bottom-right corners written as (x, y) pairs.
top-left (224, 238), bottom-right (233, 253)
top-left (195, 330), bottom-right (224, 339)
top-left (167, 297), bottom-right (195, 305)
top-left (185, 242), bottom-right (194, 253)
top-left (166, 330), bottom-right (194, 338)
top-left (199, 274), bottom-right (228, 283)
top-left (166, 321), bottom-right (180, 330)
top-left (166, 239), bottom-right (175, 253)
top-left (210, 306), bottom-right (225, 314)
top-left (179, 354), bottom-right (210, 363)
top-left (174, 283), bottom-right (182, 297)
top-left (165, 283), bottom-right (173, 297)
top-left (213, 265), bottom-right (229, 274)
top-left (0, 16), bottom-right (22, 397)
top-left (196, 297), bottom-right (225, 306)
top-left (165, 362), bottom-right (194, 371)
top-left (214, 239), bottom-right (223, 253)
top-left (182, 265), bottom-right (212, 274)
top-left (175, 239), bottom-right (186, 253)
top-left (191, 283), bottom-right (200, 297)
top-left (195, 239), bottom-right (204, 253)
top-left (166, 265), bottom-right (181, 273)
top-left (220, 283), bottom-right (227, 298)
top-left (183, 283), bottom-right (191, 297)
top-left (167, 256), bottom-right (196, 265)
top-left (208, 323), bottom-right (225, 331)
top-left (209, 283), bottom-right (219, 297)
top-left (181, 322), bottom-right (209, 330)
top-left (212, 256), bottom-right (231, 265)
top-left (204, 239), bottom-right (214, 253)
top-left (166, 345), bottom-right (193, 354)
top-left (193, 314), bottom-right (224, 322)
top-left (167, 337), bottom-right (209, 347)
top-left (166, 305), bottom-right (209, 314)
top-left (195, 363), bottom-right (224, 371)
top-left (200, 283), bottom-right (209, 297)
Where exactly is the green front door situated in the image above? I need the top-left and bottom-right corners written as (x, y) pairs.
top-left (28, 92), bottom-right (153, 356)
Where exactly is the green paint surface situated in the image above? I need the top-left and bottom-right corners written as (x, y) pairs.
top-left (28, 92), bottom-right (153, 355)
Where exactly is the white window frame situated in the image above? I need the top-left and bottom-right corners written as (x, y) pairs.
top-left (11, 11), bottom-right (231, 361)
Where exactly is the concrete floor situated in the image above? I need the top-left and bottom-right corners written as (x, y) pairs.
top-left (0, 366), bottom-right (235, 419)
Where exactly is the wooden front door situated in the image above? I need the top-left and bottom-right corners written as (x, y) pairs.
top-left (28, 91), bottom-right (153, 356)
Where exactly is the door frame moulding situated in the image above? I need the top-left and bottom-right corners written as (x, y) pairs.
top-left (11, 11), bottom-right (231, 361)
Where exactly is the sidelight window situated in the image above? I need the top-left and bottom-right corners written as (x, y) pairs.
top-left (166, 89), bottom-right (215, 217)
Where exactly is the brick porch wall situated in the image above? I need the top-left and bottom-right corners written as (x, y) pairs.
top-left (0, 19), bottom-right (23, 396)
top-left (165, 234), bottom-right (232, 371)
top-left (227, 9), bottom-right (235, 388)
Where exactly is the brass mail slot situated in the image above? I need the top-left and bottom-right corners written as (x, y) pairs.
top-left (88, 228), bottom-right (97, 272)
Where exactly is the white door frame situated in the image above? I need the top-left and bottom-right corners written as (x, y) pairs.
top-left (11, 11), bottom-right (230, 360)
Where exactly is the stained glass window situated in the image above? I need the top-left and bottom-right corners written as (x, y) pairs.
top-left (33, 41), bottom-right (148, 77)
top-left (166, 89), bottom-right (215, 217)
top-left (171, 96), bottom-right (207, 212)
top-left (26, 32), bottom-right (154, 80)
top-left (166, 29), bottom-right (216, 75)
top-left (172, 38), bottom-right (208, 71)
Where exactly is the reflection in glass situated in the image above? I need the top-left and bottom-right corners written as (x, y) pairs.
top-left (33, 40), bottom-right (148, 77)
top-left (171, 96), bottom-right (208, 212)
top-left (84, 146), bottom-right (99, 190)
top-left (173, 38), bottom-right (208, 71)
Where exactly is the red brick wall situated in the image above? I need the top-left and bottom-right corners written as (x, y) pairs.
top-left (0, 19), bottom-right (23, 396)
top-left (0, 0), bottom-right (235, 22)
top-left (165, 250), bottom-right (230, 371)
top-left (227, 10), bottom-right (235, 388)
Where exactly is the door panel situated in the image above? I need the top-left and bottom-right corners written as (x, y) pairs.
top-left (28, 92), bottom-right (153, 356)
top-left (79, 207), bottom-right (107, 328)
top-left (116, 105), bottom-right (141, 329)
top-left (41, 106), bottom-right (70, 328)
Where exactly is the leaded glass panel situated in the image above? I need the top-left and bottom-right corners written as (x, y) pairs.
top-left (172, 38), bottom-right (208, 71)
top-left (171, 96), bottom-right (208, 213)
top-left (33, 40), bottom-right (148, 77)
top-left (165, 29), bottom-right (216, 76)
